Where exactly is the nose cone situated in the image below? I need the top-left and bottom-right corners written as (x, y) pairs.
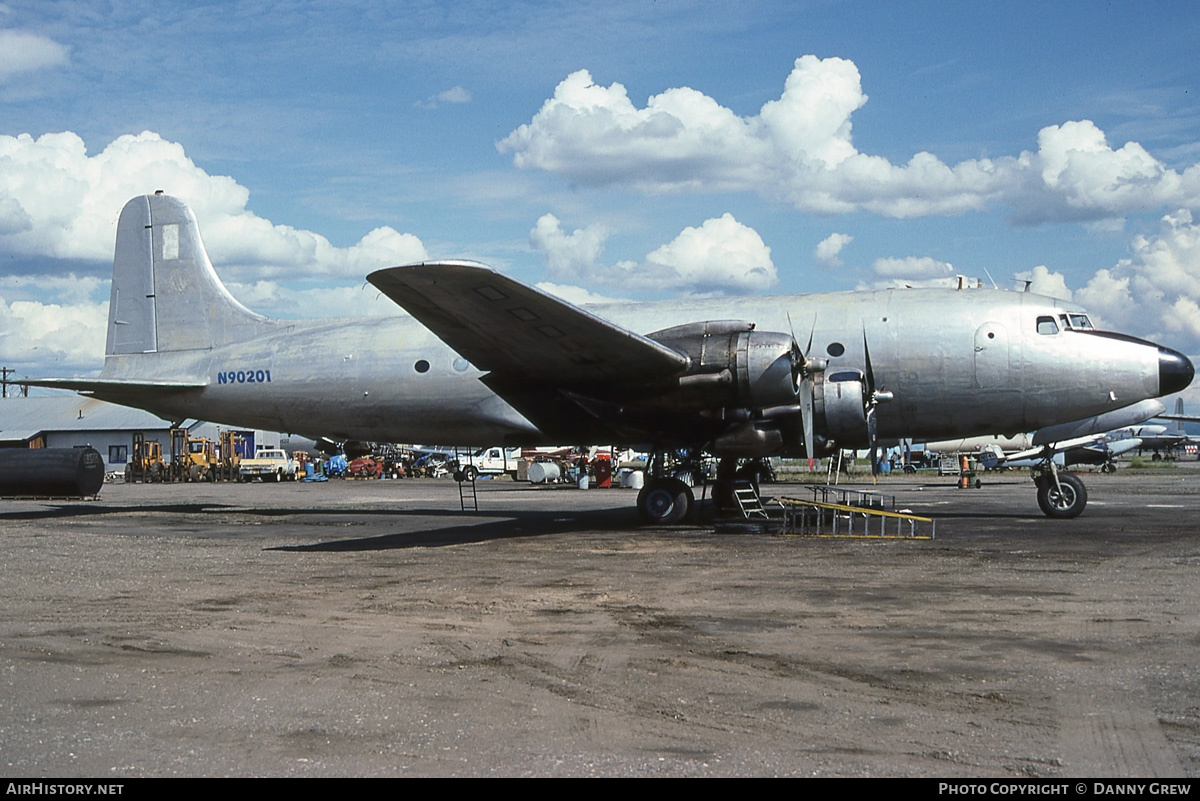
top-left (1159, 346), bottom-right (1195, 396)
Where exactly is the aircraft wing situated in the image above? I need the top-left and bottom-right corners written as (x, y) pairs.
top-left (367, 261), bottom-right (689, 389)
top-left (1003, 433), bottom-right (1108, 464)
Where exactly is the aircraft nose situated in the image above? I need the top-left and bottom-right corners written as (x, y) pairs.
top-left (1159, 346), bottom-right (1194, 396)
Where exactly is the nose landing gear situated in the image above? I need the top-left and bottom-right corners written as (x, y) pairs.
top-left (1032, 461), bottom-right (1088, 519)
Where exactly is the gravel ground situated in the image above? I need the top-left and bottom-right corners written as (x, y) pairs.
top-left (2, 466), bottom-right (1198, 777)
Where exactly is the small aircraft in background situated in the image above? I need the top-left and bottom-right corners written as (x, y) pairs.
top-left (1124, 398), bottom-right (1200, 460)
top-left (925, 396), bottom-right (1162, 469)
top-left (26, 193), bottom-right (1194, 520)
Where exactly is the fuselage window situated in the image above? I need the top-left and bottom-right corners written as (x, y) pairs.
top-left (414, 359), bottom-right (431, 373)
top-left (1037, 316), bottom-right (1059, 335)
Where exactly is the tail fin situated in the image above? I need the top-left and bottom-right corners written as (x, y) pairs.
top-left (106, 193), bottom-right (276, 355)
top-left (1171, 398), bottom-right (1186, 434)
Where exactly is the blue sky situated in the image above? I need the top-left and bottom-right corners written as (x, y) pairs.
top-left (3, 0), bottom-right (1200, 406)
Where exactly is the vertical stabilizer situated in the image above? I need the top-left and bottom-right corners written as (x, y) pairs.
top-left (1171, 398), bottom-right (1186, 434)
top-left (106, 193), bottom-right (276, 355)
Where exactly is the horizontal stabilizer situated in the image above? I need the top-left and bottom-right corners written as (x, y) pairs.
top-left (22, 377), bottom-right (205, 393)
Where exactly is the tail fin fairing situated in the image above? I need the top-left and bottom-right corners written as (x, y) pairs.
top-left (106, 193), bottom-right (276, 356)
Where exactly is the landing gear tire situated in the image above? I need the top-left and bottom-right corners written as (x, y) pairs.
top-left (637, 478), bottom-right (694, 525)
top-left (1101, 462), bottom-right (1116, 474)
top-left (1036, 473), bottom-right (1087, 519)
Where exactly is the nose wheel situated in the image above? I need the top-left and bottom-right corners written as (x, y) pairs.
top-left (1035, 472), bottom-right (1087, 518)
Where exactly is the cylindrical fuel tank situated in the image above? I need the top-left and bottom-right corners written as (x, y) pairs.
top-left (0, 448), bottom-right (105, 497)
top-left (527, 462), bottom-right (561, 484)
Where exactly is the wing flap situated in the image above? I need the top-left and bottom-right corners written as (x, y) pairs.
top-left (368, 261), bottom-right (689, 388)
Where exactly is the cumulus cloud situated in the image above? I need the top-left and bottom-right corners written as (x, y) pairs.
top-left (1016, 121), bottom-right (1198, 223)
top-left (529, 213), bottom-right (609, 280)
top-left (224, 280), bottom-right (411, 319)
top-left (1074, 268), bottom-right (1135, 330)
top-left (534, 282), bottom-right (627, 306)
top-left (1076, 209), bottom-right (1200, 348)
top-left (855, 256), bottom-right (961, 289)
top-left (643, 214), bottom-right (776, 292)
top-left (1014, 264), bottom-right (1073, 300)
top-left (530, 212), bottom-right (775, 294)
top-left (814, 232), bottom-right (852, 269)
top-left (0, 275), bottom-right (107, 374)
top-left (0, 131), bottom-right (427, 279)
top-left (0, 273), bottom-right (106, 306)
top-left (500, 56), bottom-right (1200, 222)
top-left (0, 29), bottom-right (68, 82)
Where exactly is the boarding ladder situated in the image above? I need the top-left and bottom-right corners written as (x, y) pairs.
top-left (455, 447), bottom-right (478, 512)
top-left (776, 485), bottom-right (935, 539)
top-left (732, 480), bottom-right (770, 519)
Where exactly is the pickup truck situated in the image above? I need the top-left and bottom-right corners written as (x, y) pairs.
top-left (454, 446), bottom-right (522, 480)
top-left (238, 449), bottom-right (297, 482)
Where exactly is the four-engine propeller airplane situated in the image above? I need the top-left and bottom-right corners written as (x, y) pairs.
top-left (26, 194), bottom-right (1195, 521)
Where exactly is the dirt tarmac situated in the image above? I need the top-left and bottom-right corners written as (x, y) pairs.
top-left (1, 467), bottom-right (1198, 777)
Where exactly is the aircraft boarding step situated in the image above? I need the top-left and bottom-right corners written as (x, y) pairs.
top-left (456, 447), bottom-right (478, 512)
top-left (776, 485), bottom-right (935, 539)
top-left (732, 481), bottom-right (770, 519)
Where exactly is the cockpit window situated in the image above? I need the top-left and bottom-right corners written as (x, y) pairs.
top-left (1037, 316), bottom-right (1059, 335)
top-left (1058, 313), bottom-right (1094, 331)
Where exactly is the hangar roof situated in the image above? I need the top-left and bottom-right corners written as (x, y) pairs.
top-left (0, 396), bottom-right (178, 443)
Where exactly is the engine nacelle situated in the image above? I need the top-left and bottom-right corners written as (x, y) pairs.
top-left (647, 321), bottom-right (799, 411)
top-left (817, 370), bottom-right (870, 446)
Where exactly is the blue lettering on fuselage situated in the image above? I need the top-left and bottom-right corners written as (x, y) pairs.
top-left (216, 369), bottom-right (271, 385)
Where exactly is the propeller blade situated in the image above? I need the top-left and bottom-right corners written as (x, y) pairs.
top-left (801, 377), bottom-right (815, 469)
top-left (863, 329), bottom-right (875, 393)
top-left (867, 404), bottom-right (881, 478)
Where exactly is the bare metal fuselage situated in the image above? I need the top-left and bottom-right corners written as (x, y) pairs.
top-left (94, 287), bottom-right (1160, 450)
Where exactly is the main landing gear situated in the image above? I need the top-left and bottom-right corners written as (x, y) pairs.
top-left (1032, 462), bottom-right (1088, 519)
top-left (636, 450), bottom-right (699, 525)
top-left (637, 478), bottom-right (694, 525)
top-left (634, 452), bottom-right (774, 524)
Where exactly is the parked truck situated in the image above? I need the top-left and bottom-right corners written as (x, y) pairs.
top-left (238, 448), bottom-right (297, 482)
top-left (454, 446), bottom-right (522, 480)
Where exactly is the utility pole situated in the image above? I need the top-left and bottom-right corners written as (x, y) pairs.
top-left (1, 367), bottom-right (28, 398)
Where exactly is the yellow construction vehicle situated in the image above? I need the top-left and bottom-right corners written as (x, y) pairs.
top-left (216, 430), bottom-right (244, 481)
top-left (125, 433), bottom-right (166, 483)
top-left (170, 428), bottom-right (220, 482)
